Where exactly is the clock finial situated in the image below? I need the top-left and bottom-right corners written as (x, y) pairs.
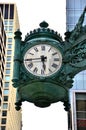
top-left (39, 21), bottom-right (49, 28)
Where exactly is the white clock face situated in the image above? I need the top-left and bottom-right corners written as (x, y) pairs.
top-left (24, 44), bottom-right (62, 77)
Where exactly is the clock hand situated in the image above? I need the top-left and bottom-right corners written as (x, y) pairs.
top-left (25, 57), bottom-right (41, 61)
top-left (40, 55), bottom-right (47, 61)
top-left (25, 56), bottom-right (47, 61)
top-left (40, 55), bottom-right (47, 71)
top-left (42, 61), bottom-right (46, 70)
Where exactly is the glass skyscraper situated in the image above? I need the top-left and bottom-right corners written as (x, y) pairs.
top-left (66, 0), bottom-right (86, 130)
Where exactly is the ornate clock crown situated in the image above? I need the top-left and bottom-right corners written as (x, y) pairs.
top-left (24, 21), bottom-right (63, 42)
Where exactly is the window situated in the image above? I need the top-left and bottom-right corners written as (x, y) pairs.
top-left (10, 4), bottom-right (14, 19)
top-left (3, 90), bottom-right (9, 95)
top-left (6, 62), bottom-right (11, 68)
top-left (9, 21), bottom-right (13, 25)
top-left (7, 50), bottom-right (12, 55)
top-left (7, 44), bottom-right (12, 49)
top-left (2, 111), bottom-right (7, 116)
top-left (1, 118), bottom-right (6, 124)
top-left (4, 20), bottom-right (8, 25)
top-left (4, 26), bottom-right (8, 31)
top-left (5, 76), bottom-right (10, 81)
top-left (9, 26), bottom-right (13, 31)
top-left (8, 38), bottom-right (12, 43)
top-left (6, 32), bottom-right (13, 37)
top-left (4, 4), bottom-right (9, 19)
top-left (4, 82), bottom-right (9, 88)
top-left (7, 56), bottom-right (11, 61)
top-left (4, 96), bottom-right (8, 101)
top-left (0, 126), bottom-right (6, 130)
top-left (2, 103), bottom-right (8, 109)
top-left (6, 69), bottom-right (10, 74)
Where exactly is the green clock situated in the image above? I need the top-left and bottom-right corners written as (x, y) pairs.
top-left (24, 44), bottom-right (62, 77)
top-left (13, 21), bottom-right (75, 110)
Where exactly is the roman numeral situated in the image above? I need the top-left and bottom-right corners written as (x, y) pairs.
top-left (41, 45), bottom-right (45, 51)
top-left (28, 63), bottom-right (33, 68)
top-left (28, 52), bottom-right (34, 55)
top-left (54, 58), bottom-right (60, 61)
top-left (52, 52), bottom-right (57, 56)
top-left (52, 63), bottom-right (58, 68)
top-left (48, 68), bottom-right (52, 72)
top-left (48, 47), bottom-right (51, 52)
top-left (33, 67), bottom-right (38, 73)
top-left (34, 47), bottom-right (38, 52)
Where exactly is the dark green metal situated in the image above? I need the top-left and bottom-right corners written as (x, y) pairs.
top-left (12, 8), bottom-right (86, 111)
top-left (13, 29), bottom-right (22, 85)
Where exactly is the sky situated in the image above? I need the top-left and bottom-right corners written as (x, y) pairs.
top-left (1, 0), bottom-right (68, 130)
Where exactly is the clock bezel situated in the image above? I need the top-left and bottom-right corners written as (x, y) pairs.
top-left (22, 38), bottom-right (63, 79)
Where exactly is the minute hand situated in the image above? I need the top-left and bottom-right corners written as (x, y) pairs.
top-left (25, 58), bottom-right (41, 61)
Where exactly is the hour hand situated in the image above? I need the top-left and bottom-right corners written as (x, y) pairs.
top-left (42, 62), bottom-right (46, 71)
top-left (40, 56), bottom-right (47, 71)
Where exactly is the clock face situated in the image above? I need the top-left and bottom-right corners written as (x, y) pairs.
top-left (24, 44), bottom-right (62, 77)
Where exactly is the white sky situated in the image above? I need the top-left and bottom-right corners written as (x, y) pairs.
top-left (1, 0), bottom-right (68, 130)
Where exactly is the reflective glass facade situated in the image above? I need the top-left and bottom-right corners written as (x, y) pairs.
top-left (73, 70), bottom-right (86, 90)
top-left (66, 0), bottom-right (86, 31)
top-left (66, 0), bottom-right (86, 130)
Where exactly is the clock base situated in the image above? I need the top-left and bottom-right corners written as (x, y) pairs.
top-left (34, 99), bottom-right (51, 108)
top-left (17, 81), bottom-right (68, 108)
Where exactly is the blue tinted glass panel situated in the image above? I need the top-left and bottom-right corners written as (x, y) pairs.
top-left (6, 63), bottom-right (11, 68)
top-left (9, 21), bottom-right (13, 25)
top-left (2, 103), bottom-right (8, 109)
top-left (4, 82), bottom-right (9, 88)
top-left (6, 32), bottom-right (13, 37)
top-left (5, 76), bottom-right (10, 81)
top-left (83, 71), bottom-right (86, 89)
top-left (6, 69), bottom-right (10, 74)
top-left (72, 70), bottom-right (86, 90)
top-left (7, 50), bottom-right (12, 55)
top-left (74, 0), bottom-right (81, 9)
top-left (8, 38), bottom-right (12, 43)
top-left (7, 56), bottom-right (11, 61)
top-left (3, 90), bottom-right (9, 95)
top-left (4, 26), bottom-right (8, 31)
top-left (4, 4), bottom-right (9, 19)
top-left (9, 26), bottom-right (13, 31)
top-left (10, 4), bottom-right (14, 19)
top-left (7, 44), bottom-right (12, 49)
top-left (68, 25), bottom-right (74, 31)
top-left (4, 20), bottom-right (8, 25)
top-left (81, 0), bottom-right (86, 9)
